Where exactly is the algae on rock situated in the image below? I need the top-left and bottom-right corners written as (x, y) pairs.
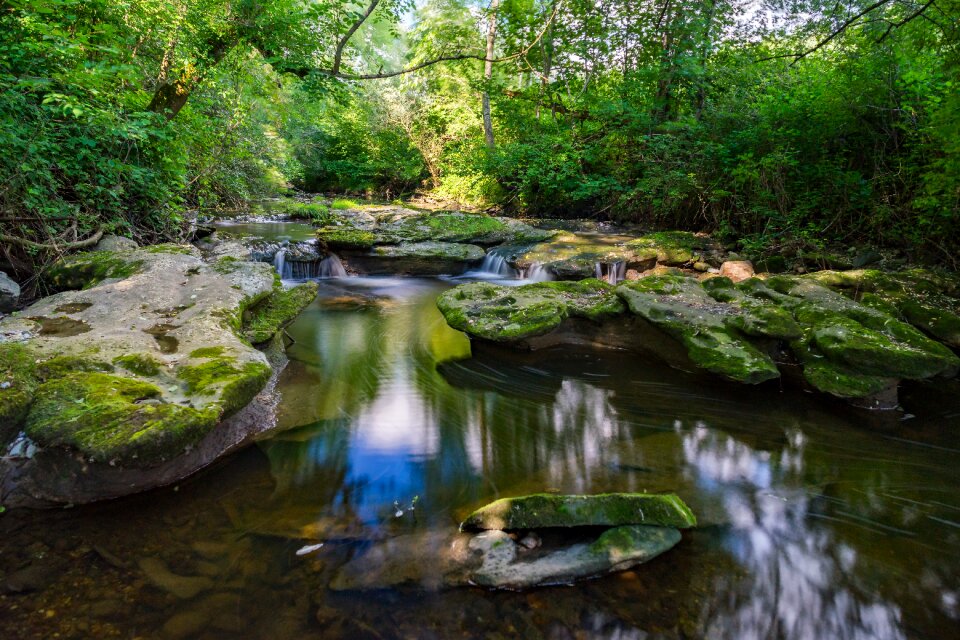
top-left (460, 492), bottom-right (697, 530)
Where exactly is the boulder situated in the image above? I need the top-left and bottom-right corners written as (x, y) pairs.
top-left (0, 271), bottom-right (19, 312)
top-left (0, 244), bottom-right (314, 506)
top-left (719, 260), bottom-right (755, 282)
top-left (460, 492), bottom-right (697, 530)
top-left (94, 234), bottom-right (139, 252)
top-left (436, 279), bottom-right (625, 343)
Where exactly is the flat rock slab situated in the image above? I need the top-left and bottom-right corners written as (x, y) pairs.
top-left (0, 245), bottom-right (313, 478)
top-left (460, 492), bottom-right (697, 531)
top-left (328, 525), bottom-right (682, 591)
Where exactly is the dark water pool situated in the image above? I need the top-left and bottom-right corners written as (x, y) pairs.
top-left (2, 276), bottom-right (959, 639)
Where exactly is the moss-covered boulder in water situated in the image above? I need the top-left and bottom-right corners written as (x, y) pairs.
top-left (617, 275), bottom-right (781, 384)
top-left (508, 232), bottom-right (660, 279)
top-left (372, 241), bottom-right (485, 262)
top-left (437, 279), bottom-right (625, 342)
top-left (461, 492), bottom-right (697, 530)
top-left (0, 246), bottom-right (286, 467)
top-left (625, 231), bottom-right (710, 266)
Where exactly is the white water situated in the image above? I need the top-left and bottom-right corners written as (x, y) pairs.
top-left (272, 248), bottom-right (348, 279)
top-left (460, 249), bottom-right (520, 280)
top-left (318, 254), bottom-right (348, 278)
top-left (524, 263), bottom-right (554, 282)
top-left (273, 248), bottom-right (287, 278)
top-left (594, 261), bottom-right (626, 285)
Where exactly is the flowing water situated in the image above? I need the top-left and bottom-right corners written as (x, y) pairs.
top-left (2, 250), bottom-right (960, 639)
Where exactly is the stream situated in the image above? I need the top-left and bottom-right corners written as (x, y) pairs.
top-left (1, 223), bottom-right (959, 640)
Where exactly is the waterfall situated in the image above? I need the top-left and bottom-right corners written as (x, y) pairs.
top-left (462, 248), bottom-right (518, 279)
top-left (593, 261), bottom-right (626, 285)
top-left (274, 248), bottom-right (288, 279)
top-left (525, 263), bottom-right (553, 282)
top-left (318, 254), bottom-right (348, 278)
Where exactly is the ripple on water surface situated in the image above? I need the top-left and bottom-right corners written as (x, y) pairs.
top-left (2, 276), bottom-right (959, 639)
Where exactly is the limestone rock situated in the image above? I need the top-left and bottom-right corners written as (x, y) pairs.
top-left (460, 492), bottom-right (697, 530)
top-left (437, 279), bottom-right (625, 343)
top-left (0, 245), bottom-right (279, 466)
top-left (138, 557), bottom-right (214, 599)
top-left (0, 271), bottom-right (19, 312)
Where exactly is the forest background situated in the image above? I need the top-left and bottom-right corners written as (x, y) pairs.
top-left (1, 0), bottom-right (958, 272)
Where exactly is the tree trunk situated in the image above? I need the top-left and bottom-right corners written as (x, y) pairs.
top-left (147, 33), bottom-right (236, 120)
top-left (482, 0), bottom-right (500, 150)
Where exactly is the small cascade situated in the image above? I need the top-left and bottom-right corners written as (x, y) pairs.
top-left (593, 261), bottom-right (626, 285)
top-left (461, 248), bottom-right (519, 279)
top-left (525, 263), bottom-right (554, 282)
top-left (318, 254), bottom-right (348, 278)
top-left (274, 248), bottom-right (288, 278)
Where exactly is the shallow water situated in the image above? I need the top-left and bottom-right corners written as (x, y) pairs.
top-left (2, 275), bottom-right (959, 639)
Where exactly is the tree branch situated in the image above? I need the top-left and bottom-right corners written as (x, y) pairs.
top-left (877, 0), bottom-right (937, 42)
top-left (759, 0), bottom-right (894, 63)
top-left (331, 0), bottom-right (381, 75)
top-left (0, 228), bottom-right (104, 251)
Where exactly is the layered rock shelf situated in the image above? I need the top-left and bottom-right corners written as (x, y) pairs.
top-left (437, 270), bottom-right (960, 407)
top-left (0, 244), bottom-right (317, 507)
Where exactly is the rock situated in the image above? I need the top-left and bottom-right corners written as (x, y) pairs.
top-left (468, 526), bottom-right (681, 589)
top-left (1, 562), bottom-right (60, 594)
top-left (718, 260), bottom-right (755, 282)
top-left (138, 557), bottom-right (214, 599)
top-left (162, 610), bottom-right (210, 639)
top-left (243, 282), bottom-right (318, 344)
top-left (94, 234), bottom-right (138, 252)
top-left (0, 271), bottom-right (19, 312)
top-left (693, 261), bottom-right (711, 272)
top-left (460, 493), bottom-right (697, 531)
top-left (329, 525), bottom-right (682, 591)
top-left (617, 276), bottom-right (782, 384)
top-left (625, 231), bottom-right (710, 266)
top-left (436, 264), bottom-right (960, 406)
top-left (506, 232), bottom-right (658, 280)
top-left (436, 279), bottom-right (625, 343)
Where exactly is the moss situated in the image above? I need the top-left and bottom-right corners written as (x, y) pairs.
top-left (898, 298), bottom-right (960, 347)
top-left (24, 372), bottom-right (219, 465)
top-left (316, 227), bottom-right (378, 250)
top-left (588, 525), bottom-right (682, 557)
top-left (437, 279), bottom-right (624, 343)
top-left (460, 493), bottom-right (697, 531)
top-left (189, 346), bottom-right (226, 358)
top-left (46, 250), bottom-right (144, 291)
top-left (177, 357), bottom-right (271, 415)
top-left (113, 353), bottom-right (162, 377)
top-left (38, 355), bottom-right (113, 380)
top-left (0, 343), bottom-right (39, 435)
top-left (243, 282), bottom-right (318, 344)
top-left (142, 243), bottom-right (195, 255)
top-left (213, 256), bottom-right (243, 274)
top-left (617, 276), bottom-right (780, 384)
top-left (626, 231), bottom-right (703, 265)
top-left (372, 241), bottom-right (485, 262)
top-left (790, 339), bottom-right (896, 398)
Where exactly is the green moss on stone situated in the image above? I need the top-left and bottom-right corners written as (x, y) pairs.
top-left (46, 251), bottom-right (144, 291)
top-left (460, 493), bottom-right (697, 531)
top-left (24, 372), bottom-right (218, 465)
top-left (142, 243), bottom-right (195, 255)
top-left (626, 231), bottom-right (703, 265)
top-left (37, 355), bottom-right (113, 380)
top-left (316, 227), bottom-right (378, 250)
top-left (113, 354), bottom-right (162, 377)
top-left (177, 357), bottom-right (271, 415)
top-left (189, 346), bottom-right (226, 358)
top-left (243, 282), bottom-right (318, 344)
top-left (0, 343), bottom-right (40, 435)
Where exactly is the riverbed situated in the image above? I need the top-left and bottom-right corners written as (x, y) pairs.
top-left (2, 227), bottom-right (959, 639)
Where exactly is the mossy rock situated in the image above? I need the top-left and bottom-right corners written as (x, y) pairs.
top-left (437, 279), bottom-right (625, 342)
top-left (316, 227), bottom-right (378, 251)
top-left (113, 354), bottom-right (162, 377)
top-left (460, 493), bottom-right (697, 531)
top-left (46, 250), bottom-right (144, 291)
top-left (510, 233), bottom-right (659, 279)
top-left (24, 373), bottom-right (220, 464)
top-left (379, 212), bottom-right (550, 245)
top-left (242, 281), bottom-right (318, 344)
top-left (625, 231), bottom-right (707, 266)
top-left (617, 275), bottom-right (780, 384)
top-left (177, 358), bottom-right (272, 416)
top-left (371, 241), bottom-right (485, 262)
top-left (0, 343), bottom-right (40, 442)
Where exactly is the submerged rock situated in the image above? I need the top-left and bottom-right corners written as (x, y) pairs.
top-left (460, 492), bottom-right (697, 530)
top-left (328, 525), bottom-right (682, 591)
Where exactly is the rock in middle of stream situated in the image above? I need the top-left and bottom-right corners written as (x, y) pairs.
top-left (328, 493), bottom-right (695, 591)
